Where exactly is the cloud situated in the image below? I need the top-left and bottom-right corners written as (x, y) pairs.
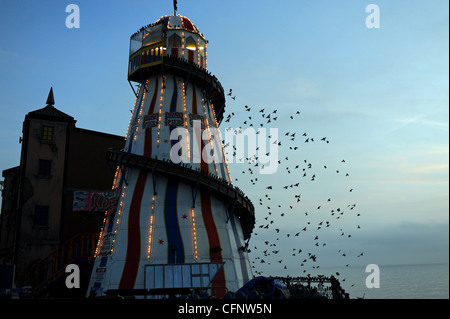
top-left (353, 221), bottom-right (449, 266)
top-left (382, 113), bottom-right (449, 137)
top-left (424, 146), bottom-right (449, 155)
top-left (351, 177), bottom-right (448, 186)
top-left (357, 143), bottom-right (449, 184)
top-left (283, 78), bottom-right (321, 100)
top-left (408, 163), bottom-right (449, 174)
top-left (399, 116), bottom-right (448, 128)
top-left (248, 220), bottom-right (449, 278)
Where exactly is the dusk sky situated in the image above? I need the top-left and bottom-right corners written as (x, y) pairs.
top-left (0, 0), bottom-right (448, 283)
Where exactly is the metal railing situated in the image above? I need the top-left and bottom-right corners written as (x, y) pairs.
top-left (271, 275), bottom-right (350, 299)
top-left (16, 233), bottom-right (99, 296)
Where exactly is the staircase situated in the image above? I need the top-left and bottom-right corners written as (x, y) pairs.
top-left (17, 233), bottom-right (99, 298)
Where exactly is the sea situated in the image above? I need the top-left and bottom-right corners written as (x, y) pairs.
top-left (314, 263), bottom-right (449, 299)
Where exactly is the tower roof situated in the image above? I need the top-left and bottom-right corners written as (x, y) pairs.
top-left (27, 87), bottom-right (75, 123)
top-left (129, 14), bottom-right (205, 42)
top-left (156, 14), bottom-right (200, 34)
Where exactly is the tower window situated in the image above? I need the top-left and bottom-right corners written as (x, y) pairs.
top-left (186, 37), bottom-right (196, 63)
top-left (186, 37), bottom-right (196, 51)
top-left (34, 205), bottom-right (49, 226)
top-left (42, 126), bottom-right (54, 141)
top-left (169, 34), bottom-right (181, 48)
top-left (39, 159), bottom-right (52, 176)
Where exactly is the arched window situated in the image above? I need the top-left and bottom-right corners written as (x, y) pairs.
top-left (186, 37), bottom-right (196, 51)
top-left (169, 34), bottom-right (182, 58)
top-left (186, 37), bottom-right (196, 64)
top-left (169, 34), bottom-right (182, 48)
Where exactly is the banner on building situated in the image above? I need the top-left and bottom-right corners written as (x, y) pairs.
top-left (73, 188), bottom-right (122, 212)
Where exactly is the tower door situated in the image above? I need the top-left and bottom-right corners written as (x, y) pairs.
top-left (188, 50), bottom-right (194, 64)
top-left (171, 48), bottom-right (179, 59)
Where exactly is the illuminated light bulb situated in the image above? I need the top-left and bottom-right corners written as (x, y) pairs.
top-left (112, 167), bottom-right (120, 187)
top-left (94, 228), bottom-right (104, 257)
top-left (157, 87), bottom-right (164, 147)
top-left (147, 215), bottom-right (154, 259)
top-left (191, 209), bottom-right (198, 259)
top-left (147, 195), bottom-right (157, 259)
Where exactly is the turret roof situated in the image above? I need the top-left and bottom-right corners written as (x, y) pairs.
top-left (27, 87), bottom-right (75, 123)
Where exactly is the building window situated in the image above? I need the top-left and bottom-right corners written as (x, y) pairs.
top-left (42, 126), bottom-right (54, 141)
top-left (34, 206), bottom-right (49, 226)
top-left (39, 159), bottom-right (51, 176)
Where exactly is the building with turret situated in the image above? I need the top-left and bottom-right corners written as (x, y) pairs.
top-left (0, 88), bottom-right (124, 297)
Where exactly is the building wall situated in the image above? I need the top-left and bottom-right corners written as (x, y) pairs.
top-left (60, 128), bottom-right (125, 241)
top-left (0, 107), bottom-right (125, 285)
top-left (15, 118), bottom-right (70, 274)
top-left (0, 167), bottom-right (20, 264)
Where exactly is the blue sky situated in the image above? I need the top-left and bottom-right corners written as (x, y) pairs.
top-left (0, 0), bottom-right (448, 286)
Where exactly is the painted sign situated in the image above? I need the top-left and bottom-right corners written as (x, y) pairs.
top-left (143, 113), bottom-right (159, 128)
top-left (189, 114), bottom-right (205, 128)
top-left (165, 112), bottom-right (184, 126)
top-left (73, 188), bottom-right (122, 212)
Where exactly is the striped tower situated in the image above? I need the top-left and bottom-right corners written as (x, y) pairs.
top-left (87, 14), bottom-right (255, 298)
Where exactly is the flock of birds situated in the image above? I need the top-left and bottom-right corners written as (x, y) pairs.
top-left (221, 89), bottom-right (365, 290)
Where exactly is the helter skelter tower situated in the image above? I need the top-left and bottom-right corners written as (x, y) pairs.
top-left (87, 12), bottom-right (255, 298)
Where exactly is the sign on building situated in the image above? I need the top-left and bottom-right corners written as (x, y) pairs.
top-left (73, 188), bottom-right (122, 212)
